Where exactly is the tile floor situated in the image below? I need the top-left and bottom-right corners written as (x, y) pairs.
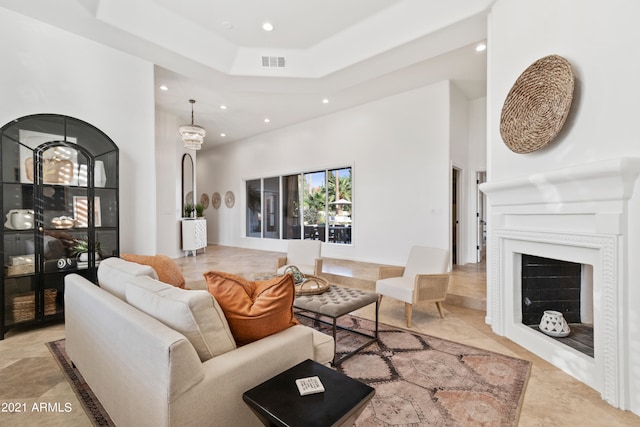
top-left (0, 245), bottom-right (638, 426)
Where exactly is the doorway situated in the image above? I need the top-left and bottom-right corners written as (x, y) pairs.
top-left (452, 167), bottom-right (460, 264)
top-left (476, 171), bottom-right (487, 262)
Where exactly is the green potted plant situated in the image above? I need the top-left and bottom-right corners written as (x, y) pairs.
top-left (195, 203), bottom-right (204, 217)
top-left (71, 238), bottom-right (103, 262)
top-left (184, 203), bottom-right (195, 218)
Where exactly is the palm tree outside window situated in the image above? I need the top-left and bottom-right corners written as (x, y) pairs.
top-left (245, 166), bottom-right (352, 244)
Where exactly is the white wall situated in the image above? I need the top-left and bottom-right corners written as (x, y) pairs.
top-left (198, 81), bottom-right (455, 265)
top-left (467, 97), bottom-right (487, 262)
top-left (0, 8), bottom-right (157, 254)
top-left (154, 108), bottom-right (189, 258)
top-left (468, 98), bottom-right (487, 171)
top-left (487, 0), bottom-right (640, 414)
top-left (450, 88), bottom-right (488, 266)
top-left (449, 83), bottom-right (470, 264)
top-left (488, 0), bottom-right (640, 180)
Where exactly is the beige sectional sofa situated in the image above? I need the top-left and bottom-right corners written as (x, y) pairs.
top-left (64, 257), bottom-right (334, 427)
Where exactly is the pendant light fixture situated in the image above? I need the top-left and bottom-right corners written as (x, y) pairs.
top-left (179, 99), bottom-right (206, 150)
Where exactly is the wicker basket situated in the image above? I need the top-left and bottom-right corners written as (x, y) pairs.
top-left (6, 263), bottom-right (35, 276)
top-left (500, 54), bottom-right (574, 154)
top-left (11, 289), bottom-right (57, 322)
top-left (295, 275), bottom-right (330, 296)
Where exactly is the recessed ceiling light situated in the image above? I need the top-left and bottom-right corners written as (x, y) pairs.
top-left (159, 85), bottom-right (168, 91)
top-left (262, 22), bottom-right (274, 32)
top-left (264, 118), bottom-right (271, 123)
top-left (220, 105), bottom-right (227, 110)
top-left (322, 98), bottom-right (329, 104)
top-left (221, 21), bottom-right (233, 30)
top-left (475, 43), bottom-right (487, 52)
top-left (220, 133), bottom-right (226, 137)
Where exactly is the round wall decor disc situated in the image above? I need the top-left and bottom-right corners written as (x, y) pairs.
top-left (200, 193), bottom-right (209, 209)
top-left (224, 191), bottom-right (235, 208)
top-left (500, 54), bottom-right (574, 154)
top-left (211, 192), bottom-right (221, 209)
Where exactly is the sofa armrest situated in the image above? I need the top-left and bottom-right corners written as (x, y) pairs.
top-left (65, 274), bottom-right (204, 427)
top-left (378, 265), bottom-right (405, 280)
top-left (170, 325), bottom-right (319, 427)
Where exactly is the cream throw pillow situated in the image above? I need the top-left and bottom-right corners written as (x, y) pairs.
top-left (97, 257), bottom-right (159, 300)
top-left (125, 276), bottom-right (236, 361)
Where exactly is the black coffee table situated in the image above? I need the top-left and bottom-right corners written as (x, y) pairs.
top-left (243, 359), bottom-right (374, 427)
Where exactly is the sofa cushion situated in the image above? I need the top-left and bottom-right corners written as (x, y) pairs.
top-left (97, 257), bottom-right (158, 299)
top-left (203, 271), bottom-right (299, 345)
top-left (121, 254), bottom-right (186, 289)
top-left (126, 276), bottom-right (236, 361)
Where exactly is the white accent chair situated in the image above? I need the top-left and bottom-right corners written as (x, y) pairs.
top-left (277, 240), bottom-right (323, 276)
top-left (376, 246), bottom-right (450, 327)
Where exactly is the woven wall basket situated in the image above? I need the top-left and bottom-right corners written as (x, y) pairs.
top-left (500, 54), bottom-right (574, 154)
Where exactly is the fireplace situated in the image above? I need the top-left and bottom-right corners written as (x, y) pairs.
top-left (480, 158), bottom-right (640, 413)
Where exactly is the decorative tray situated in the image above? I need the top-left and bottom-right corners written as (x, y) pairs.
top-left (295, 275), bottom-right (330, 296)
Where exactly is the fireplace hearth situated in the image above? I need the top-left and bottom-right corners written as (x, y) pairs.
top-left (533, 323), bottom-right (594, 357)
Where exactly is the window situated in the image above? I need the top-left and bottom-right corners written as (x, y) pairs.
top-left (246, 179), bottom-right (261, 237)
top-left (282, 174), bottom-right (301, 239)
top-left (303, 171), bottom-right (326, 240)
top-left (327, 168), bottom-right (352, 244)
top-left (263, 177), bottom-right (279, 239)
top-left (245, 167), bottom-right (352, 244)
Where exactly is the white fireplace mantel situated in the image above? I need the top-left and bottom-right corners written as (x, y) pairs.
top-left (480, 157), bottom-right (640, 210)
top-left (479, 157), bottom-right (640, 414)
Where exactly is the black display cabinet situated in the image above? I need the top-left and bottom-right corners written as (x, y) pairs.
top-left (1, 114), bottom-right (119, 339)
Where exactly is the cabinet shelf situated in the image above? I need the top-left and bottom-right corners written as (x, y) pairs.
top-left (3, 271), bottom-right (35, 278)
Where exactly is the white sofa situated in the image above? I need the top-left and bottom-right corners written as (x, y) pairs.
top-left (64, 257), bottom-right (334, 427)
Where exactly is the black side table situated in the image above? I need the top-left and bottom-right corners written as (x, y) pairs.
top-left (243, 359), bottom-right (374, 427)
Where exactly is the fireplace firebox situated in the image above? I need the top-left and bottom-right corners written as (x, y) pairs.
top-left (520, 254), bottom-right (594, 357)
top-left (521, 254), bottom-right (581, 324)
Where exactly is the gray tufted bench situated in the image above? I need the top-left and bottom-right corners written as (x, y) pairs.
top-left (294, 285), bottom-right (379, 365)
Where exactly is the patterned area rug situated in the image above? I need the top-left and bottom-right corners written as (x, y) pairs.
top-left (298, 314), bottom-right (531, 427)
top-left (46, 340), bottom-right (115, 427)
top-left (47, 316), bottom-right (531, 427)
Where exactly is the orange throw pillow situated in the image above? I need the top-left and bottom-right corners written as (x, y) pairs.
top-left (203, 271), bottom-right (299, 345)
top-left (121, 254), bottom-right (186, 289)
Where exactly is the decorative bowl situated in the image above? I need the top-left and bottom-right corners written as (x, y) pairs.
top-left (51, 216), bottom-right (76, 229)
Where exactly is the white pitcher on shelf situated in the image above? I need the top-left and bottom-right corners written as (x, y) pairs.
top-left (4, 209), bottom-right (34, 230)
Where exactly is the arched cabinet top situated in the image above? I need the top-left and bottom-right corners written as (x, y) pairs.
top-left (1, 114), bottom-right (118, 158)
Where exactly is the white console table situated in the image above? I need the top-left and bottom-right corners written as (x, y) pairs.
top-left (182, 218), bottom-right (207, 256)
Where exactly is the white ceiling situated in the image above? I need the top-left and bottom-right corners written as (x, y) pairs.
top-left (0, 0), bottom-right (492, 148)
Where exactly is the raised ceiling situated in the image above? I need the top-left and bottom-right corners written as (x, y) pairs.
top-left (0, 0), bottom-right (493, 147)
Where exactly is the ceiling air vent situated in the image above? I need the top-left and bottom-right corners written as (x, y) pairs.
top-left (261, 56), bottom-right (286, 68)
